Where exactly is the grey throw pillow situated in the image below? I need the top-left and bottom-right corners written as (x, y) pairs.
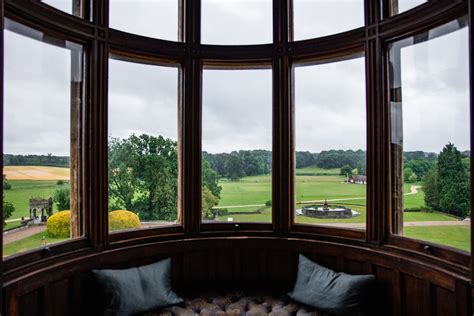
top-left (92, 258), bottom-right (183, 316)
top-left (288, 254), bottom-right (375, 315)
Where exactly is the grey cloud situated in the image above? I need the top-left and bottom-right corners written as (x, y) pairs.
top-left (202, 69), bottom-right (272, 153)
top-left (108, 59), bottom-right (178, 141)
top-left (293, 1), bottom-right (364, 40)
top-left (4, 30), bottom-right (71, 155)
top-left (110, 0), bottom-right (178, 41)
top-left (202, 0), bottom-right (272, 44)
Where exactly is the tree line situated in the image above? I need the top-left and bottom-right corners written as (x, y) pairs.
top-left (4, 154), bottom-right (70, 168)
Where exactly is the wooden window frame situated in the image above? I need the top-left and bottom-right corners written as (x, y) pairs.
top-left (0, 0), bottom-right (471, 285)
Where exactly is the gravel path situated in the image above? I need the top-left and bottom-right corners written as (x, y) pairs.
top-left (3, 225), bottom-right (46, 244)
top-left (313, 220), bottom-right (470, 229)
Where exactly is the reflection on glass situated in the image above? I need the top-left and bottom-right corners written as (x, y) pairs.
top-left (294, 57), bottom-right (366, 230)
top-left (110, 0), bottom-right (179, 41)
top-left (202, 70), bottom-right (272, 223)
top-left (393, 0), bottom-right (427, 15)
top-left (389, 18), bottom-right (470, 252)
top-left (202, 0), bottom-right (272, 44)
top-left (293, 0), bottom-right (364, 41)
top-left (108, 59), bottom-right (179, 233)
top-left (3, 20), bottom-right (83, 258)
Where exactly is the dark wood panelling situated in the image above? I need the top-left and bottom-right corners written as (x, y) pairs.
top-left (19, 289), bottom-right (42, 316)
top-left (1, 238), bottom-right (472, 315)
top-left (434, 286), bottom-right (456, 316)
top-left (401, 275), bottom-right (426, 316)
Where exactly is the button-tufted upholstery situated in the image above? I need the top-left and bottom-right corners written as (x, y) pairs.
top-left (143, 292), bottom-right (333, 316)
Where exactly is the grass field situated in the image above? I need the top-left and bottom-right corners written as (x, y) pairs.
top-left (404, 226), bottom-right (471, 252)
top-left (4, 166), bottom-right (69, 180)
top-left (3, 232), bottom-right (67, 257)
top-left (2, 165), bottom-right (470, 254)
top-left (4, 179), bottom-right (69, 219)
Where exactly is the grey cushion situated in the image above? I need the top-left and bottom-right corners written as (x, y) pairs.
top-left (92, 258), bottom-right (183, 316)
top-left (288, 254), bottom-right (375, 315)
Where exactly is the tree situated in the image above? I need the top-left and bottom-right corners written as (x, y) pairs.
top-left (242, 152), bottom-right (260, 176)
top-left (423, 167), bottom-right (439, 210)
top-left (2, 194), bottom-right (14, 229)
top-left (3, 175), bottom-right (11, 190)
top-left (403, 168), bottom-right (417, 183)
top-left (108, 134), bottom-right (179, 221)
top-left (405, 159), bottom-right (433, 181)
top-left (202, 158), bottom-right (222, 198)
top-left (437, 143), bottom-right (470, 217)
top-left (201, 186), bottom-right (219, 219)
top-left (340, 165), bottom-right (352, 176)
top-left (225, 155), bottom-right (245, 181)
top-left (53, 188), bottom-right (70, 211)
top-left (296, 151), bottom-right (317, 169)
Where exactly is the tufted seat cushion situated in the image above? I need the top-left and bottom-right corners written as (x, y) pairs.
top-left (142, 292), bottom-right (334, 316)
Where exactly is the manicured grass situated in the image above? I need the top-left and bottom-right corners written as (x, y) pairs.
top-left (404, 225), bottom-right (471, 252)
top-left (4, 180), bottom-right (69, 220)
top-left (404, 211), bottom-right (456, 222)
top-left (3, 232), bottom-right (67, 257)
top-left (295, 167), bottom-right (340, 175)
top-left (215, 173), bottom-right (459, 227)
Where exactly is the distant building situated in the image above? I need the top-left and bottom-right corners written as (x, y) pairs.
top-left (347, 175), bottom-right (367, 184)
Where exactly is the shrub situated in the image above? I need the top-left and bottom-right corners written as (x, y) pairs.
top-left (3, 198), bottom-right (15, 228)
top-left (46, 211), bottom-right (71, 238)
top-left (53, 188), bottom-right (70, 211)
top-left (3, 175), bottom-right (11, 190)
top-left (109, 210), bottom-right (141, 232)
top-left (213, 208), bottom-right (228, 216)
top-left (420, 206), bottom-right (433, 213)
top-left (56, 180), bottom-right (64, 185)
top-left (265, 200), bottom-right (272, 207)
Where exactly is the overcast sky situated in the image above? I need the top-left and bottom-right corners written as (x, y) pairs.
top-left (4, 0), bottom-right (469, 156)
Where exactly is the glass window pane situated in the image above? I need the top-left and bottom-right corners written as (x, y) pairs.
top-left (202, 0), bottom-right (272, 45)
top-left (294, 57), bottom-right (366, 230)
top-left (392, 0), bottom-right (427, 15)
top-left (108, 59), bottom-right (180, 233)
top-left (202, 69), bottom-right (272, 223)
top-left (110, 0), bottom-right (179, 41)
top-left (3, 20), bottom-right (83, 257)
top-left (389, 18), bottom-right (470, 252)
top-left (41, 0), bottom-right (77, 16)
top-left (293, 0), bottom-right (364, 41)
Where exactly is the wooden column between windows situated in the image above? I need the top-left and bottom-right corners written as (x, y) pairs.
top-left (70, 47), bottom-right (82, 239)
top-left (272, 0), bottom-right (291, 235)
top-left (0, 0), bottom-right (4, 313)
top-left (390, 45), bottom-right (404, 236)
top-left (469, 0), bottom-right (474, 284)
top-left (182, 0), bottom-right (201, 235)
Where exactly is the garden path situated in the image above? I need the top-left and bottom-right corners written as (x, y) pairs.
top-left (3, 225), bottom-right (46, 244)
top-left (316, 220), bottom-right (470, 229)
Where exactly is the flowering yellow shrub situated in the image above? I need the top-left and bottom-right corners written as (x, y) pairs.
top-left (46, 210), bottom-right (71, 238)
top-left (109, 210), bottom-right (141, 232)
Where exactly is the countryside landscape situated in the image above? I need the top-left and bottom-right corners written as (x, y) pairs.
top-left (2, 136), bottom-right (471, 257)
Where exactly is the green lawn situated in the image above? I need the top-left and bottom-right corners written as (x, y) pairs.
top-left (3, 232), bottom-right (67, 257)
top-left (3, 169), bottom-right (469, 253)
top-left (404, 226), bottom-right (471, 252)
top-left (4, 180), bottom-right (68, 220)
top-left (295, 167), bottom-right (340, 175)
